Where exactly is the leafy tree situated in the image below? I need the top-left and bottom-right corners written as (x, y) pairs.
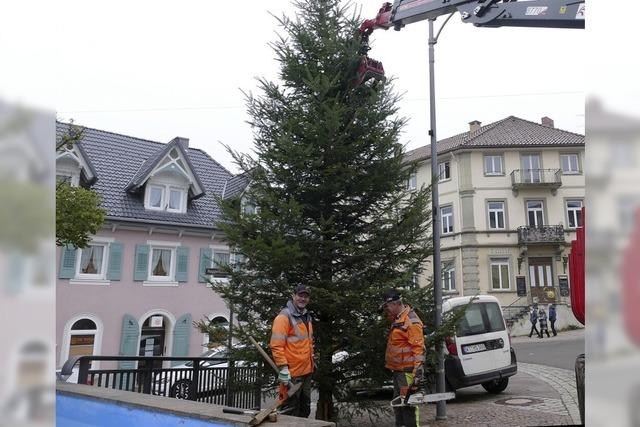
top-left (209, 0), bottom-right (461, 422)
top-left (55, 124), bottom-right (105, 248)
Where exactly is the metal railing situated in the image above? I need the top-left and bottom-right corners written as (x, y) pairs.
top-left (510, 169), bottom-right (562, 186)
top-left (517, 225), bottom-right (565, 245)
top-left (58, 355), bottom-right (264, 410)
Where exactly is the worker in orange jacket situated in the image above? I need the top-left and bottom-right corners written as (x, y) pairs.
top-left (269, 285), bottom-right (315, 417)
top-left (380, 289), bottom-right (425, 427)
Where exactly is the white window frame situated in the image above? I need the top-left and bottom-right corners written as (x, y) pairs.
top-left (560, 153), bottom-right (581, 174)
top-left (442, 261), bottom-right (456, 292)
top-left (438, 161), bottom-right (451, 182)
top-left (75, 243), bottom-right (108, 280)
top-left (566, 199), bottom-right (583, 229)
top-left (167, 186), bottom-right (186, 213)
top-left (144, 184), bottom-right (188, 213)
top-left (484, 155), bottom-right (504, 176)
top-left (407, 172), bottom-right (417, 191)
top-left (70, 237), bottom-right (115, 285)
top-left (490, 258), bottom-right (511, 290)
top-left (143, 240), bottom-right (175, 286)
top-left (146, 184), bottom-right (166, 211)
top-left (526, 200), bottom-right (545, 227)
top-left (207, 245), bottom-right (235, 285)
top-left (487, 201), bottom-right (506, 230)
top-left (441, 205), bottom-right (454, 234)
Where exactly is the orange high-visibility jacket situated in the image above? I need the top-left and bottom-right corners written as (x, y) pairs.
top-left (385, 305), bottom-right (425, 372)
top-left (269, 301), bottom-right (315, 378)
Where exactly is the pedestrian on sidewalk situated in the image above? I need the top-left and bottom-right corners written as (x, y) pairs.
top-left (380, 289), bottom-right (425, 427)
top-left (548, 303), bottom-right (558, 336)
top-left (269, 285), bottom-right (315, 418)
top-left (538, 306), bottom-right (551, 338)
top-left (528, 305), bottom-right (541, 338)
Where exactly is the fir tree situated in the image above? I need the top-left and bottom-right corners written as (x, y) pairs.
top-left (209, 0), bottom-right (458, 422)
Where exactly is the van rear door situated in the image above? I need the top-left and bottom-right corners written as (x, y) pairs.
top-left (455, 302), bottom-right (509, 376)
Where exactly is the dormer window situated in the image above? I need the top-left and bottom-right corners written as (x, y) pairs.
top-left (144, 184), bottom-right (187, 213)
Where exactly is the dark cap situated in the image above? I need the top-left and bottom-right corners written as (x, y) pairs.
top-left (294, 284), bottom-right (311, 295)
top-left (379, 289), bottom-right (401, 310)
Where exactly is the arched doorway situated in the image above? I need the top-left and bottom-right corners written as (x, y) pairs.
top-left (202, 315), bottom-right (228, 350)
top-left (138, 313), bottom-right (172, 369)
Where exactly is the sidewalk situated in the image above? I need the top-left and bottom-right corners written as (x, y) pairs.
top-left (335, 362), bottom-right (580, 426)
top-left (511, 327), bottom-right (584, 343)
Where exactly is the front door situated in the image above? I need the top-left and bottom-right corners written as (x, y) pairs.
top-left (521, 154), bottom-right (541, 183)
top-left (528, 257), bottom-right (556, 303)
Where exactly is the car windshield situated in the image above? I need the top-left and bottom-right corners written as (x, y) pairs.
top-left (184, 349), bottom-right (227, 367)
top-left (457, 302), bottom-right (505, 337)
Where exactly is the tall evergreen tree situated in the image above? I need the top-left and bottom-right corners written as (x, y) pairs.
top-left (210, 0), bottom-right (456, 422)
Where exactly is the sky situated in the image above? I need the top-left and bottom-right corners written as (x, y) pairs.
top-left (1, 0), bottom-right (589, 174)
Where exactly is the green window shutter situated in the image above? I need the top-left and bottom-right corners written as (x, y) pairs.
top-left (133, 245), bottom-right (150, 281)
top-left (171, 313), bottom-right (192, 366)
top-left (198, 248), bottom-right (212, 283)
top-left (175, 246), bottom-right (189, 283)
top-left (59, 245), bottom-right (77, 279)
top-left (118, 314), bottom-right (139, 370)
top-left (106, 243), bottom-right (124, 281)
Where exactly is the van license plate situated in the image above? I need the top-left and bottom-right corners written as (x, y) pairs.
top-left (462, 343), bottom-right (486, 354)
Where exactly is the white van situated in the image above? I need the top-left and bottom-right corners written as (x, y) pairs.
top-left (442, 295), bottom-right (517, 394)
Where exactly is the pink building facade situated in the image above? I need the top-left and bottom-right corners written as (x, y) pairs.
top-left (55, 123), bottom-right (247, 369)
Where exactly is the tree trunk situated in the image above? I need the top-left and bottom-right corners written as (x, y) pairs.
top-left (315, 384), bottom-right (334, 421)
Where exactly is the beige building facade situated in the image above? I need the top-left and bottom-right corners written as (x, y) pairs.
top-left (406, 116), bottom-right (585, 308)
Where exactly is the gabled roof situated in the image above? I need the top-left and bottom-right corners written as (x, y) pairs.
top-left (125, 137), bottom-right (206, 199)
top-left (223, 172), bottom-right (251, 200)
top-left (55, 122), bottom-right (249, 229)
top-left (56, 130), bottom-right (99, 185)
top-left (404, 116), bottom-right (584, 163)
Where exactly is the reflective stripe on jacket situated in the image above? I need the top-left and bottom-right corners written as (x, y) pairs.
top-left (385, 306), bottom-right (425, 372)
top-left (269, 300), bottom-right (314, 377)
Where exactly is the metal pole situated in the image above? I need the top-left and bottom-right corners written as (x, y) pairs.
top-left (225, 303), bottom-right (235, 407)
top-left (428, 17), bottom-right (446, 421)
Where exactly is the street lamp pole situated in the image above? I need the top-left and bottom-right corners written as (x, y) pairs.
top-left (428, 13), bottom-right (454, 420)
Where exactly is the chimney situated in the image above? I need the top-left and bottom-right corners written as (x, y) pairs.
top-left (541, 116), bottom-right (554, 128)
top-left (469, 120), bottom-right (481, 133)
top-left (170, 136), bottom-right (190, 149)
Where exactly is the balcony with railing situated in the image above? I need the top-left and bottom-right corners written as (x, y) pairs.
top-left (517, 225), bottom-right (565, 245)
top-left (510, 169), bottom-right (562, 196)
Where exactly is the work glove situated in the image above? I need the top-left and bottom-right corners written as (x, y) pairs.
top-left (278, 366), bottom-right (291, 384)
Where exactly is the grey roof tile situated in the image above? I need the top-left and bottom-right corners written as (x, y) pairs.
top-left (56, 122), bottom-right (248, 229)
top-left (404, 116), bottom-right (584, 163)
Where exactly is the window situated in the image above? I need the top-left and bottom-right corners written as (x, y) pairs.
top-left (566, 199), bottom-right (583, 228)
top-left (484, 155), bottom-right (504, 175)
top-left (491, 258), bottom-right (511, 290)
top-left (441, 205), bottom-right (454, 234)
top-left (168, 188), bottom-right (183, 212)
top-left (487, 201), bottom-right (506, 230)
top-left (76, 244), bottom-right (107, 278)
top-left (66, 317), bottom-right (100, 368)
top-left (457, 302), bottom-right (506, 337)
top-left (442, 261), bottom-right (455, 292)
top-left (526, 200), bottom-right (545, 227)
top-left (148, 185), bottom-right (164, 209)
top-left (521, 154), bottom-right (541, 183)
top-left (438, 161), bottom-right (451, 182)
top-left (560, 153), bottom-right (580, 174)
top-left (149, 247), bottom-right (175, 281)
top-left (145, 184), bottom-right (187, 213)
top-left (406, 172), bottom-right (417, 191)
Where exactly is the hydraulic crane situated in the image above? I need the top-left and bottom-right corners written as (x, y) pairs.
top-left (357, 0), bottom-right (585, 84)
